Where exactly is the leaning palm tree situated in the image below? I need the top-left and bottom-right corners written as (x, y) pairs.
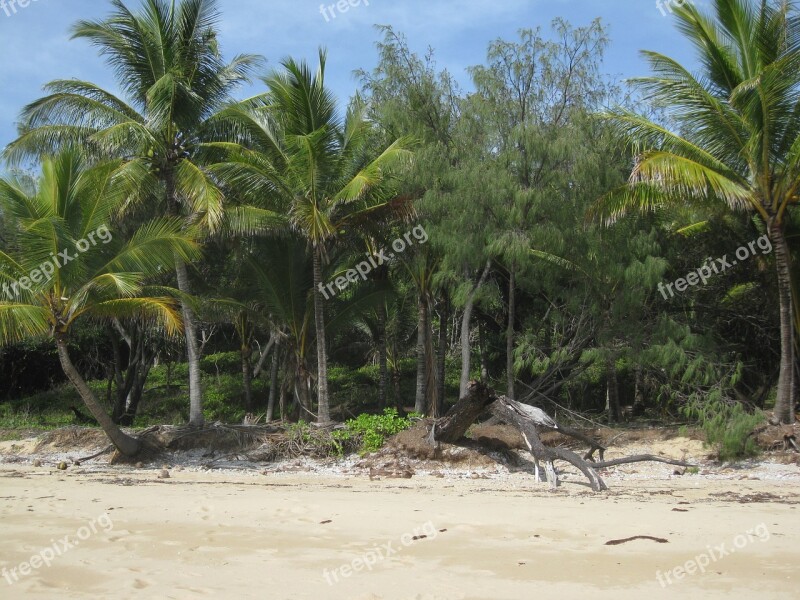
top-left (213, 50), bottom-right (414, 424)
top-left (0, 149), bottom-right (199, 456)
top-left (4, 0), bottom-right (260, 427)
top-left (592, 0), bottom-right (800, 424)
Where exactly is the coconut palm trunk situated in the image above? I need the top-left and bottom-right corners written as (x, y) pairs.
top-left (267, 341), bottom-right (280, 422)
top-left (312, 246), bottom-right (332, 424)
top-left (771, 221), bottom-right (796, 424)
top-left (56, 338), bottom-right (140, 457)
top-left (165, 167), bottom-right (204, 427)
top-left (241, 344), bottom-right (254, 412)
top-left (175, 256), bottom-right (204, 426)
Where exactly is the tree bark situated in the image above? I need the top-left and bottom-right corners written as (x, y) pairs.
top-left (56, 338), bottom-right (140, 457)
top-left (414, 295), bottom-right (428, 414)
top-left (252, 336), bottom-right (277, 380)
top-left (378, 305), bottom-right (388, 409)
top-left (425, 298), bottom-right (437, 416)
top-left (242, 345), bottom-right (253, 412)
top-left (490, 397), bottom-right (607, 491)
top-left (392, 351), bottom-right (402, 409)
top-left (295, 360), bottom-right (314, 421)
top-left (633, 362), bottom-right (644, 413)
top-left (279, 372), bottom-right (287, 421)
top-left (771, 221), bottom-right (797, 424)
top-left (479, 320), bottom-right (489, 384)
top-left (459, 260), bottom-right (492, 397)
top-left (110, 329), bottom-right (127, 423)
top-left (164, 167), bottom-right (204, 427)
top-left (267, 340), bottom-right (280, 422)
top-left (312, 246), bottom-right (332, 424)
top-left (119, 359), bottom-right (151, 427)
top-left (606, 355), bottom-right (620, 423)
top-left (436, 295), bottom-right (448, 416)
top-left (175, 257), bottom-right (204, 426)
top-left (506, 267), bottom-right (516, 398)
top-left (110, 323), bottom-right (152, 426)
top-left (433, 381), bottom-right (496, 443)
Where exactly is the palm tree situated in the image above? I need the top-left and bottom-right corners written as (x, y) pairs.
top-left (0, 149), bottom-right (199, 456)
top-left (5, 0), bottom-right (261, 427)
top-left (214, 50), bottom-right (413, 424)
top-left (593, 0), bottom-right (800, 424)
top-left (246, 238), bottom-right (316, 419)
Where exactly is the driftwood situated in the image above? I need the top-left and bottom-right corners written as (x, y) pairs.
top-left (490, 396), bottom-right (608, 491)
top-left (544, 423), bottom-right (606, 461)
top-left (431, 381), bottom-right (697, 492)
top-left (590, 455), bottom-right (693, 468)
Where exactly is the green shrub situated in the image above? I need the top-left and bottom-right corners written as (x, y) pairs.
top-left (333, 408), bottom-right (416, 454)
top-left (683, 392), bottom-right (763, 461)
top-left (201, 351), bottom-right (241, 375)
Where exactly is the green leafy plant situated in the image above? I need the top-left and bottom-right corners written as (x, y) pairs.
top-left (682, 391), bottom-right (763, 461)
top-left (333, 408), bottom-right (415, 454)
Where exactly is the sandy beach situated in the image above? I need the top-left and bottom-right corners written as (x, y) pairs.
top-left (0, 456), bottom-right (798, 600)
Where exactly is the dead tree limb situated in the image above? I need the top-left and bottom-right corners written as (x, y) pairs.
top-left (490, 396), bottom-right (608, 492)
top-left (431, 384), bottom-right (698, 492)
top-left (591, 455), bottom-right (695, 468)
top-left (541, 423), bottom-right (607, 461)
top-left (73, 444), bottom-right (114, 465)
top-left (491, 415), bottom-right (607, 460)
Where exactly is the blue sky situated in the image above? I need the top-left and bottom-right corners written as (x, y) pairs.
top-left (0, 0), bottom-right (700, 151)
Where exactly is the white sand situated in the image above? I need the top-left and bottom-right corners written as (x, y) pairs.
top-left (0, 460), bottom-right (798, 599)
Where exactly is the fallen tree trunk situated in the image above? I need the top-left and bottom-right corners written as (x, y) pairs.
top-left (433, 381), bottom-right (496, 443)
top-left (482, 414), bottom-right (607, 460)
top-left (431, 382), bottom-right (698, 492)
top-left (490, 396), bottom-right (608, 491)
